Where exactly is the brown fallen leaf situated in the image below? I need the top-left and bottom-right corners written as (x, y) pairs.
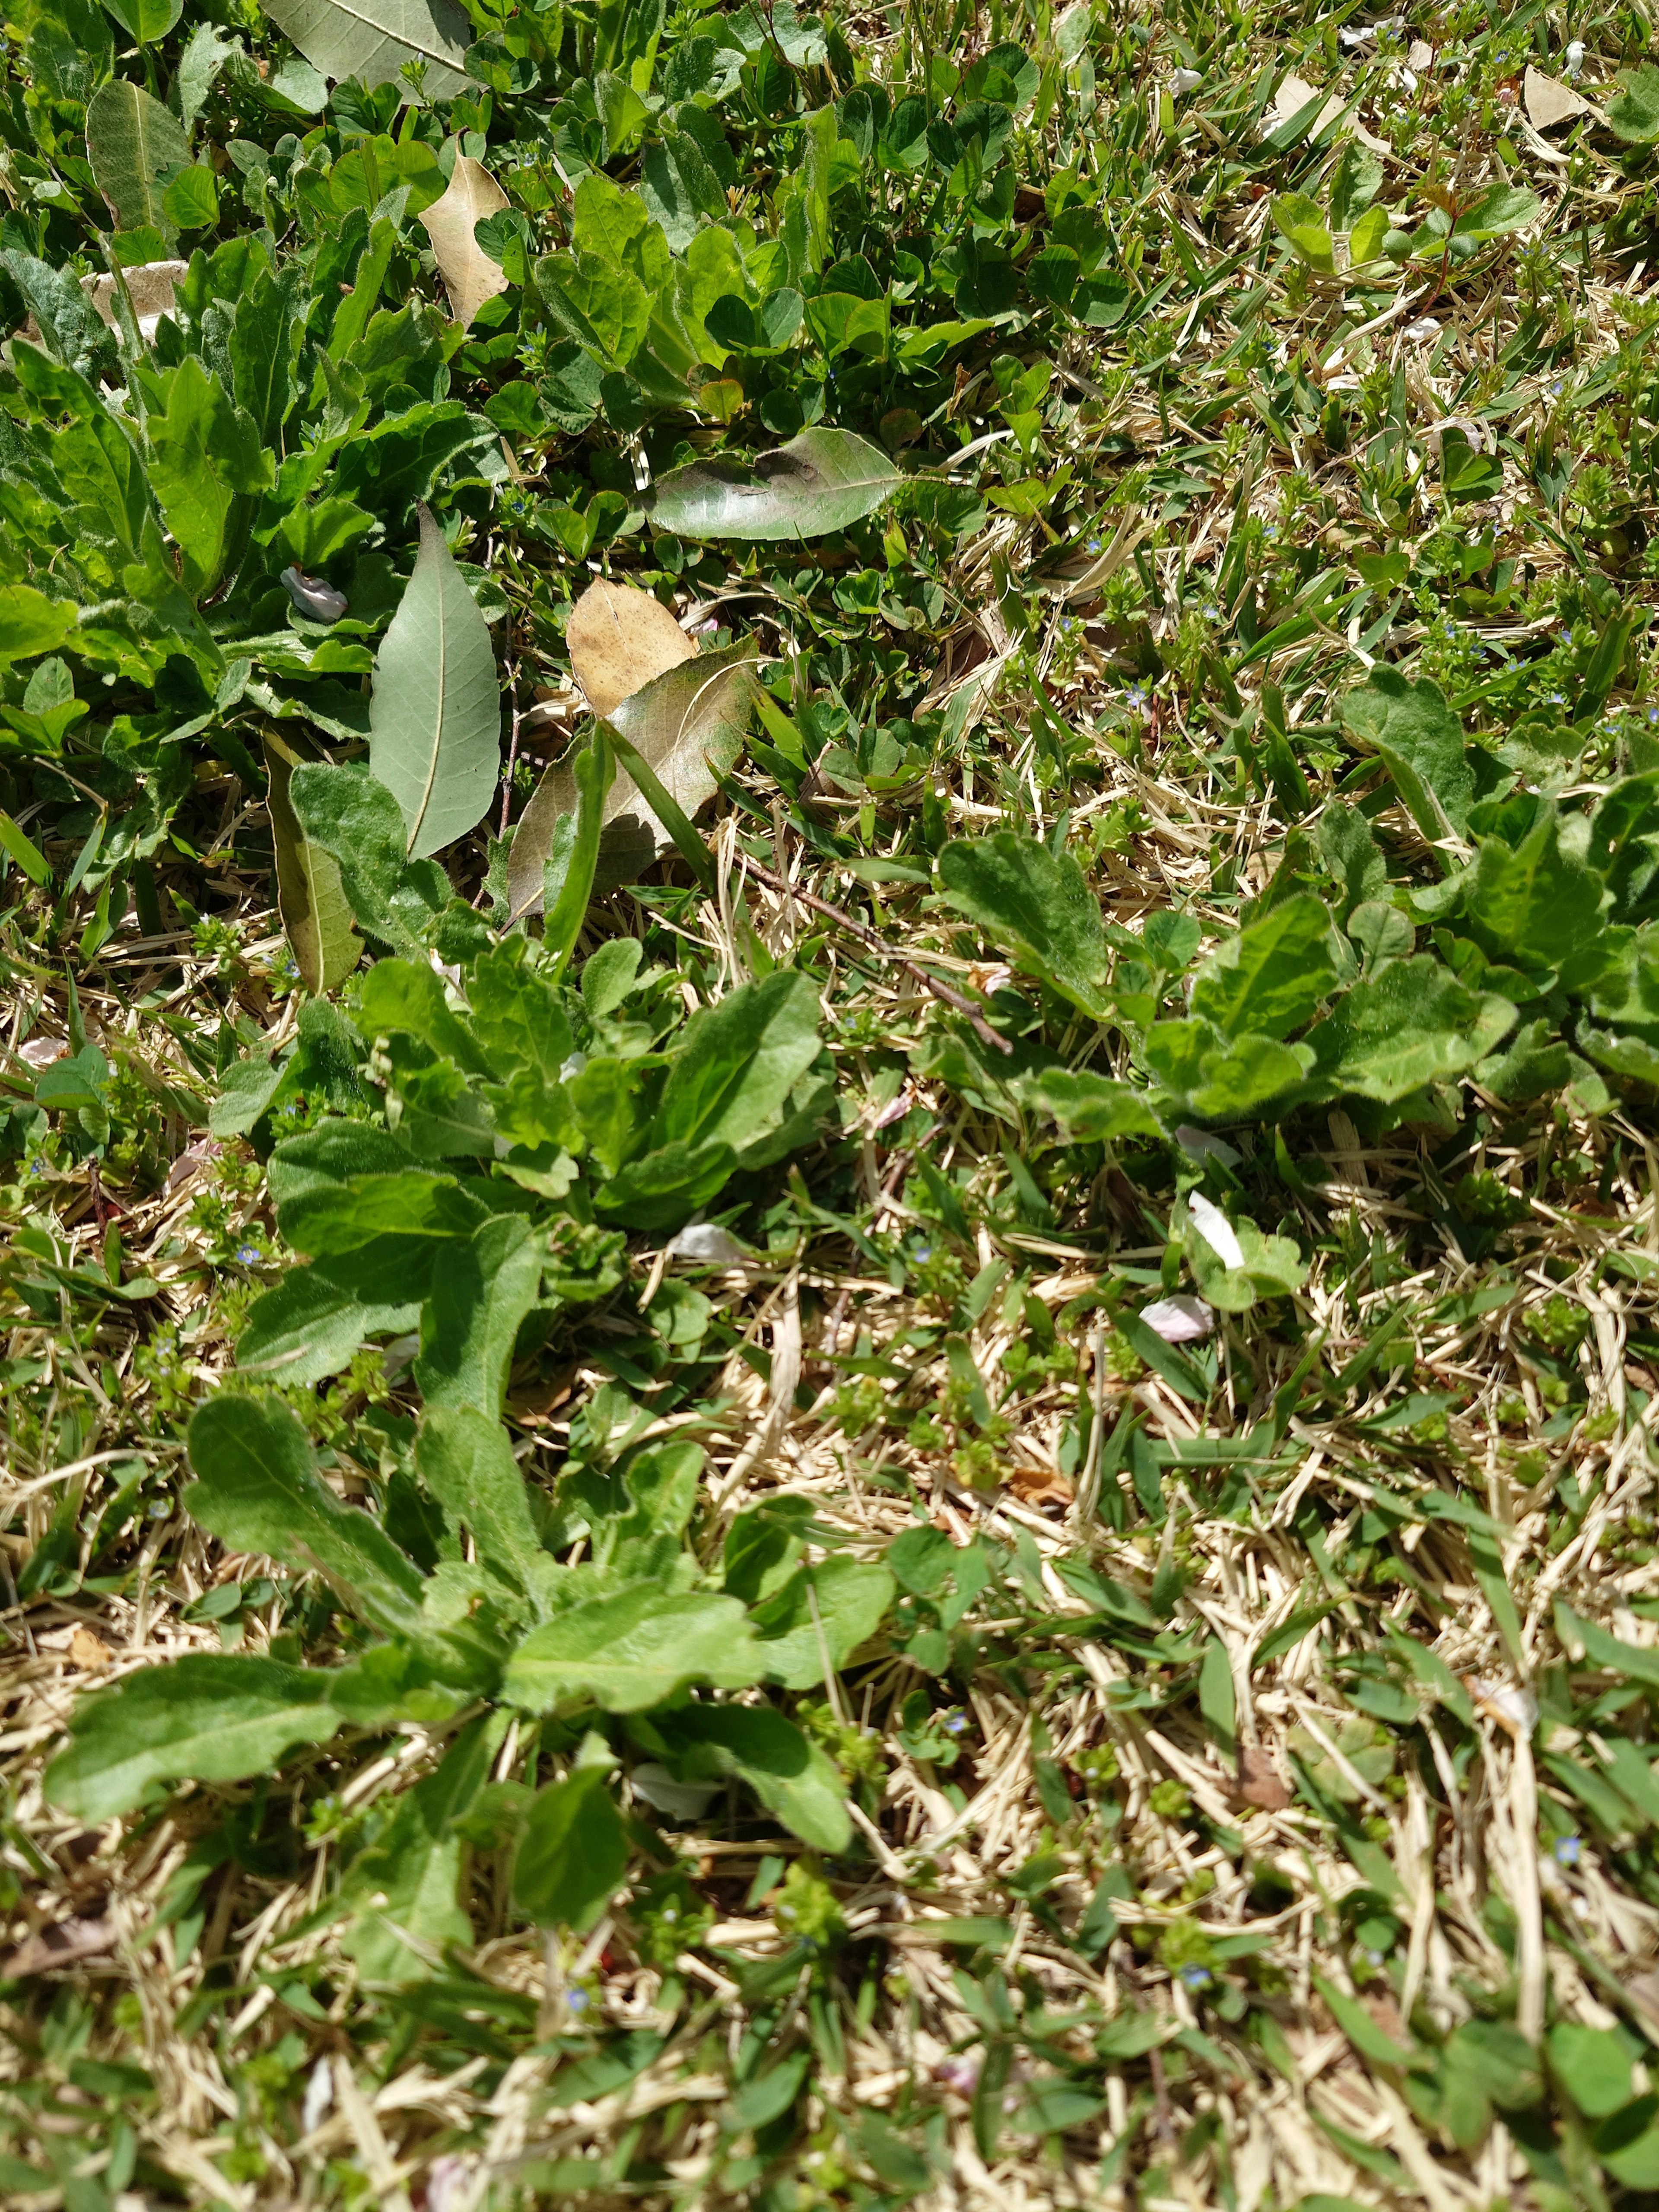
top-left (416, 155), bottom-right (511, 328)
top-left (1525, 64), bottom-right (1595, 127)
top-left (566, 579), bottom-right (696, 721)
top-left (2, 1916), bottom-right (116, 1977)
top-left (1236, 1744), bottom-right (1292, 1811)
top-left (82, 260), bottom-right (189, 339)
top-left (1005, 1464), bottom-right (1074, 1513)
top-left (68, 1627), bottom-right (112, 1671)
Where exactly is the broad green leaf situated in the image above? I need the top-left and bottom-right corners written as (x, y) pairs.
top-left (357, 957), bottom-right (489, 1075)
top-left (186, 1395), bottom-right (428, 1634)
top-left (264, 730), bottom-right (359, 995)
top-left (0, 585), bottom-right (76, 661)
top-left (1548, 2022), bottom-right (1635, 2117)
top-left (1319, 806), bottom-right (1389, 922)
top-left (1328, 141), bottom-right (1382, 231)
top-left (1301, 958), bottom-right (1514, 1102)
top-left (44, 1656), bottom-right (340, 1823)
top-left (650, 968), bottom-right (825, 1161)
top-left (0, 259), bottom-right (114, 382)
top-left (514, 1768), bottom-right (628, 1929)
top-left (369, 504), bottom-right (501, 860)
top-left (1340, 667), bottom-right (1474, 851)
top-left (417, 1406), bottom-right (553, 1611)
top-left (503, 1586), bottom-right (764, 1713)
top-left (1271, 192), bottom-right (1334, 273)
top-left (237, 1253), bottom-right (425, 1387)
top-left (1009, 1066), bottom-right (1163, 1140)
top-left (1143, 1019), bottom-right (1307, 1119)
top-left (260, 0), bottom-right (473, 98)
top-left (648, 427), bottom-right (901, 540)
top-left (339, 1723), bottom-right (488, 1980)
top-left (289, 760), bottom-right (450, 955)
top-left (1347, 204), bottom-right (1390, 264)
top-left (1185, 1206), bottom-right (1309, 1312)
top-left (937, 833), bottom-right (1109, 1017)
top-left (1608, 62), bottom-right (1659, 142)
top-left (1453, 184), bottom-right (1541, 241)
top-left (1189, 895), bottom-right (1338, 1040)
top-left (412, 1214), bottom-right (546, 1418)
top-left (467, 936), bottom-right (576, 1086)
top-left (1465, 807), bottom-right (1610, 972)
top-left (752, 1557), bottom-right (896, 1690)
top-left (666, 1703), bottom-right (851, 1852)
top-left (275, 1155), bottom-right (489, 1259)
top-left (101, 0), bottom-right (183, 37)
top-left (144, 356), bottom-right (270, 597)
top-left (1594, 2098), bottom-right (1659, 2189)
top-left (85, 79), bottom-right (191, 235)
top-left (639, 131), bottom-right (727, 253)
top-left (230, 266), bottom-right (299, 445)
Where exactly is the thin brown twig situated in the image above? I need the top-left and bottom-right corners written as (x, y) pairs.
top-left (737, 852), bottom-right (1014, 1056)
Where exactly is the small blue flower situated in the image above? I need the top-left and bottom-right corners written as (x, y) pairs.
top-left (1550, 379), bottom-right (1564, 396)
top-left (1366, 1947), bottom-right (1386, 1965)
top-left (944, 1713), bottom-right (967, 1735)
top-left (1548, 692), bottom-right (1565, 705)
top-left (236, 1243), bottom-right (261, 1266)
top-left (1554, 1834), bottom-right (1581, 1868)
top-left (1646, 706), bottom-right (1658, 725)
top-left (1179, 1964), bottom-right (1213, 1990)
top-left (29, 1158), bottom-right (48, 1177)
top-left (1203, 604), bottom-right (1219, 621)
top-left (1126, 685), bottom-right (1149, 712)
top-left (1087, 537), bottom-right (1102, 552)
top-left (912, 1241), bottom-right (933, 1263)
top-left (566, 1988), bottom-right (589, 2012)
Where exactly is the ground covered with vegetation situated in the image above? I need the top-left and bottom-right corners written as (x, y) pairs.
top-left (10, 0), bottom-right (1659, 2205)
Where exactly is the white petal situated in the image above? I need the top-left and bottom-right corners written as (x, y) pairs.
top-left (1187, 1191), bottom-right (1246, 1271)
top-left (668, 1223), bottom-right (745, 1264)
top-left (1139, 1296), bottom-right (1214, 1344)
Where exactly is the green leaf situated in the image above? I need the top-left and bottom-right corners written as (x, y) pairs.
top-left (1341, 666), bottom-right (1474, 850)
top-left (668, 1703), bottom-right (852, 1851)
top-left (417, 1406), bottom-right (554, 1613)
top-left (1312, 1971), bottom-right (1420, 2069)
top-left (1008, 1065), bottom-right (1163, 1141)
top-left (186, 1395), bottom-right (428, 1634)
top-left (514, 1767), bottom-right (629, 1929)
top-left (503, 1586), bottom-right (764, 1713)
top-left (369, 503), bottom-right (501, 860)
top-left (260, 0), bottom-right (473, 98)
top-left (1465, 807), bottom-right (1610, 972)
top-left (752, 1557), bottom-right (896, 1690)
top-left (144, 356), bottom-right (270, 597)
top-left (650, 968), bottom-right (825, 1162)
top-left (1198, 1635), bottom-right (1236, 1759)
top-left (339, 1723), bottom-right (487, 1980)
top-left (648, 427), bottom-right (901, 540)
top-left (1548, 2022), bottom-right (1635, 2118)
top-left (1271, 191), bottom-right (1334, 272)
top-left (1555, 1599), bottom-right (1659, 1691)
top-left (1594, 2097), bottom-right (1659, 2188)
top-left (44, 1655), bottom-right (341, 1823)
top-left (85, 78), bottom-right (191, 235)
top-left (237, 1252), bottom-right (425, 1387)
top-left (1328, 140), bottom-right (1383, 231)
top-left (162, 162), bottom-right (218, 232)
top-left (413, 1214), bottom-right (546, 1418)
top-left (1300, 958), bottom-right (1515, 1102)
top-left (1143, 1020), bottom-right (1308, 1119)
top-left (1608, 61), bottom-right (1659, 141)
top-left (102, 0), bottom-right (184, 37)
top-left (264, 730), bottom-right (359, 995)
top-left (937, 832), bottom-right (1109, 1016)
top-left (1189, 895), bottom-right (1338, 1040)
top-left (0, 585), bottom-right (76, 661)
top-left (1452, 184), bottom-right (1541, 240)
top-left (288, 760), bottom-right (450, 956)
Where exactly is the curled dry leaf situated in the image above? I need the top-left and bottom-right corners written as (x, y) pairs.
top-left (1236, 1744), bottom-right (1292, 1811)
top-left (68, 1627), bottom-right (113, 1671)
top-left (1005, 1464), bottom-right (1074, 1513)
top-left (1, 1916), bottom-right (117, 1977)
top-left (1524, 64), bottom-right (1596, 126)
top-left (264, 730), bottom-right (360, 995)
top-left (417, 155), bottom-right (511, 328)
top-left (566, 578), bottom-right (696, 720)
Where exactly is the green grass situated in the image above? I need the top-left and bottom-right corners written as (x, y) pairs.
top-left (6, 0), bottom-right (1659, 2206)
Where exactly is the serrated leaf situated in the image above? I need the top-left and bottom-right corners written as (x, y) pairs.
top-left (1271, 191), bottom-right (1335, 272)
top-left (44, 1655), bottom-right (341, 1823)
top-left (369, 504), bottom-right (501, 859)
top-left (417, 154), bottom-right (512, 327)
top-left (288, 760), bottom-right (450, 957)
top-left (260, 0), bottom-right (473, 98)
top-left (186, 1395), bottom-right (428, 1634)
top-left (1341, 666), bottom-right (1474, 852)
top-left (648, 427), bottom-right (901, 540)
top-left (1008, 1065), bottom-right (1163, 1140)
top-left (1465, 806), bottom-right (1610, 971)
top-left (503, 1586), bottom-right (764, 1713)
top-left (417, 1405), bottom-right (553, 1611)
top-left (412, 1214), bottom-right (545, 1418)
top-left (264, 730), bottom-right (359, 995)
top-left (937, 832), bottom-right (1109, 1017)
top-left (85, 79), bottom-right (192, 236)
top-left (236, 1252), bottom-right (425, 1386)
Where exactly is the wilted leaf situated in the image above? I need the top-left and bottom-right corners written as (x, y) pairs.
top-left (648, 428), bottom-right (902, 540)
top-left (417, 155), bottom-right (511, 327)
top-left (369, 503), bottom-right (501, 860)
top-left (566, 578), bottom-right (696, 719)
top-left (264, 730), bottom-right (360, 996)
top-left (260, 0), bottom-right (473, 98)
top-left (509, 639), bottom-right (758, 909)
top-left (84, 79), bottom-right (192, 236)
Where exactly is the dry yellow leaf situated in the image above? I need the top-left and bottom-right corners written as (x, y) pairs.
top-left (1524, 64), bottom-right (1594, 127)
top-left (417, 153), bottom-right (511, 327)
top-left (69, 1627), bottom-right (112, 1671)
top-left (565, 579), bottom-right (696, 720)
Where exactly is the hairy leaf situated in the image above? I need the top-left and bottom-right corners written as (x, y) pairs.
top-left (503, 1586), bottom-right (763, 1713)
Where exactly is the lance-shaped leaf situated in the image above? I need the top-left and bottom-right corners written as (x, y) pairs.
top-left (289, 760), bottom-right (450, 956)
top-left (85, 79), bottom-right (191, 235)
top-left (260, 0), bottom-right (472, 98)
top-left (265, 730), bottom-right (359, 996)
top-left (412, 1214), bottom-right (546, 1418)
top-left (508, 639), bottom-right (757, 911)
top-left (44, 1656), bottom-right (341, 1823)
top-left (648, 428), bottom-right (901, 540)
top-left (368, 505), bottom-right (501, 859)
top-left (185, 1394), bottom-right (428, 1636)
top-left (417, 154), bottom-right (512, 327)
top-left (503, 1585), bottom-right (764, 1713)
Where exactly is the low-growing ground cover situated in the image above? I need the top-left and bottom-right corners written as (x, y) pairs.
top-left (6, 0), bottom-right (1659, 2205)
